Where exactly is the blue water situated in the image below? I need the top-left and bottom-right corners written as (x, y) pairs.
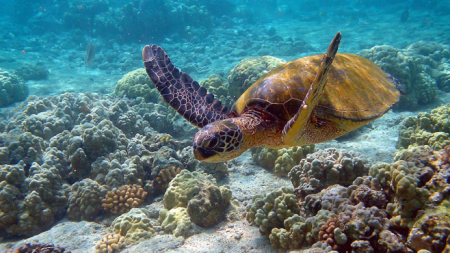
top-left (0, 0), bottom-right (450, 252)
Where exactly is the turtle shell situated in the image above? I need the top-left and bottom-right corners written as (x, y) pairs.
top-left (231, 53), bottom-right (401, 123)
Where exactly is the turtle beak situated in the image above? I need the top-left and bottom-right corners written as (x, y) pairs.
top-left (193, 146), bottom-right (205, 160)
top-left (193, 146), bottom-right (215, 161)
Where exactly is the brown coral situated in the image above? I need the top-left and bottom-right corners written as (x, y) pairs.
top-left (94, 233), bottom-right (125, 253)
top-left (102, 184), bottom-right (147, 215)
top-left (318, 217), bottom-right (340, 250)
top-left (154, 166), bottom-right (182, 192)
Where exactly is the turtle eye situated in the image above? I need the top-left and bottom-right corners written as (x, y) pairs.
top-left (205, 136), bottom-right (219, 148)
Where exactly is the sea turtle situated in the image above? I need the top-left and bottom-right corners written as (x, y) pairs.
top-left (142, 32), bottom-right (404, 163)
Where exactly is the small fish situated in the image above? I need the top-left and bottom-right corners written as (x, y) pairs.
top-left (400, 9), bottom-right (409, 23)
top-left (85, 42), bottom-right (95, 73)
top-left (21, 50), bottom-right (26, 54)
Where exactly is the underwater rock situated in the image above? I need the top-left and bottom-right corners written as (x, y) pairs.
top-left (112, 208), bottom-right (156, 244)
top-left (251, 145), bottom-right (315, 176)
top-left (397, 104), bottom-right (450, 150)
top-left (227, 56), bottom-right (286, 99)
top-left (0, 68), bottom-right (28, 107)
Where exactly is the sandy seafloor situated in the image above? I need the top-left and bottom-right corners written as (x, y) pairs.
top-left (1, 4), bottom-right (450, 253)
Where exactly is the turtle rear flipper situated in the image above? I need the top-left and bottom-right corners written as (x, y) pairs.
top-left (282, 32), bottom-right (341, 145)
top-left (143, 45), bottom-right (230, 128)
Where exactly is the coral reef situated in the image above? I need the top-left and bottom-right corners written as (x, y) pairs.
top-left (67, 178), bottom-right (108, 221)
top-left (246, 187), bottom-right (299, 235)
top-left (397, 104), bottom-right (450, 150)
top-left (14, 63), bottom-right (49, 81)
top-left (114, 68), bottom-right (160, 103)
top-left (0, 68), bottom-right (28, 107)
top-left (227, 56), bottom-right (286, 98)
top-left (289, 148), bottom-right (370, 198)
top-left (359, 42), bottom-right (450, 109)
top-left (248, 144), bottom-right (450, 251)
top-left (0, 160), bottom-right (68, 236)
top-left (112, 208), bottom-right (156, 244)
top-left (102, 184), bottom-right (147, 215)
top-left (251, 145), bottom-right (315, 176)
top-left (94, 233), bottom-right (125, 253)
top-left (163, 170), bottom-right (216, 210)
top-left (159, 170), bottom-right (231, 235)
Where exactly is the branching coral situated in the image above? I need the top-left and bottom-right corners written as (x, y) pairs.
top-left (102, 184), bottom-right (147, 215)
top-left (94, 233), bottom-right (126, 253)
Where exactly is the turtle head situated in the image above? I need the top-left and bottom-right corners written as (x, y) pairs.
top-left (193, 119), bottom-right (245, 163)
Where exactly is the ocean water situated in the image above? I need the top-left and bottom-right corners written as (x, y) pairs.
top-left (0, 0), bottom-right (450, 252)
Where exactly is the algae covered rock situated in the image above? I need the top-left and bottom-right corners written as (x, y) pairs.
top-left (0, 68), bottom-right (28, 107)
top-left (227, 56), bottom-right (286, 98)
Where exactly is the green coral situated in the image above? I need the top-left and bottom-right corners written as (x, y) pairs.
top-left (397, 104), bottom-right (450, 150)
top-left (163, 170), bottom-right (216, 210)
top-left (246, 187), bottom-right (299, 236)
top-left (227, 56), bottom-right (286, 98)
top-left (112, 208), bottom-right (156, 244)
top-left (269, 214), bottom-right (307, 249)
top-left (0, 68), bottom-right (28, 107)
top-left (159, 207), bottom-right (191, 237)
top-left (67, 178), bottom-right (108, 221)
top-left (251, 145), bottom-right (315, 176)
top-left (114, 68), bottom-right (160, 103)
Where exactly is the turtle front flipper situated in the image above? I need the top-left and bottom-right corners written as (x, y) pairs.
top-left (282, 32), bottom-right (341, 145)
top-left (143, 45), bottom-right (230, 128)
